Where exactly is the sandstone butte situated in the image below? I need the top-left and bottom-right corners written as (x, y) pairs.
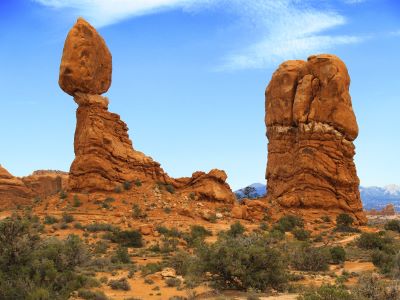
top-left (59, 18), bottom-right (235, 203)
top-left (265, 54), bottom-right (367, 224)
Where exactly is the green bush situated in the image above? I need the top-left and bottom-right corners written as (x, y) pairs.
top-left (123, 181), bottom-right (132, 190)
top-left (352, 273), bottom-right (400, 299)
top-left (141, 263), bottom-right (163, 276)
top-left (292, 245), bottom-right (330, 271)
top-left (0, 214), bottom-right (91, 299)
top-left (132, 204), bottom-right (147, 219)
top-left (298, 284), bottom-right (352, 300)
top-left (334, 214), bottom-right (359, 232)
top-left (385, 220), bottom-right (400, 233)
top-left (62, 213), bottom-right (74, 223)
top-left (108, 230), bottom-right (143, 248)
top-left (197, 233), bottom-right (288, 291)
top-left (78, 289), bottom-right (109, 300)
top-left (357, 232), bottom-right (392, 250)
top-left (85, 223), bottom-right (115, 232)
top-left (73, 195), bottom-right (82, 207)
top-left (226, 221), bottom-right (245, 237)
top-left (166, 184), bottom-right (175, 194)
top-left (330, 246), bottom-right (346, 264)
top-left (293, 228), bottom-right (310, 241)
top-left (134, 179), bottom-right (142, 187)
top-left (111, 246), bottom-right (130, 264)
top-left (165, 277), bottom-right (181, 287)
top-left (43, 215), bottom-right (58, 225)
top-left (274, 215), bottom-right (304, 232)
top-left (108, 278), bottom-right (131, 290)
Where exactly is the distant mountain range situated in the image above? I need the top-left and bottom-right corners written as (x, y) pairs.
top-left (235, 183), bottom-right (400, 211)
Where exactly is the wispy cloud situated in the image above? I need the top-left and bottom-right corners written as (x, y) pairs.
top-left (217, 0), bottom-right (364, 70)
top-left (33, 0), bottom-right (207, 27)
top-left (33, 0), bottom-right (364, 70)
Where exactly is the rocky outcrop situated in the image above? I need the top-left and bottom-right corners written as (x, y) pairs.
top-left (22, 170), bottom-right (68, 198)
top-left (0, 165), bottom-right (33, 207)
top-left (60, 18), bottom-right (234, 203)
top-left (265, 54), bottom-right (366, 223)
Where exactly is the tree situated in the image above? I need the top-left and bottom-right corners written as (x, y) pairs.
top-left (242, 186), bottom-right (257, 199)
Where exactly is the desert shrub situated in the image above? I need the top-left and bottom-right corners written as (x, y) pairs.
top-left (74, 222), bottom-right (84, 230)
top-left (73, 195), bottom-right (82, 207)
top-left (197, 233), bottom-right (288, 291)
top-left (93, 241), bottom-right (109, 254)
top-left (62, 212), bottom-right (74, 223)
top-left (183, 225), bottom-right (212, 247)
top-left (321, 215), bottom-right (331, 223)
top-left (111, 246), bottom-right (131, 264)
top-left (166, 184), bottom-right (175, 194)
top-left (78, 289), bottom-right (109, 300)
top-left (59, 190), bottom-right (67, 199)
top-left (357, 232), bottom-right (393, 250)
top-left (292, 245), bottom-right (330, 271)
top-left (132, 204), bottom-right (147, 219)
top-left (123, 181), bottom-right (132, 190)
top-left (159, 237), bottom-right (179, 253)
top-left (114, 186), bottom-right (122, 193)
top-left (134, 179), bottom-right (142, 187)
top-left (168, 251), bottom-right (202, 278)
top-left (385, 220), bottom-right (400, 233)
top-left (108, 278), bottom-right (131, 291)
top-left (335, 214), bottom-right (359, 232)
top-left (43, 215), bottom-right (58, 225)
top-left (226, 221), bottom-right (246, 237)
top-left (165, 277), bottom-right (181, 287)
top-left (330, 246), bottom-right (346, 264)
top-left (298, 284), bottom-right (352, 300)
top-left (0, 214), bottom-right (91, 299)
top-left (274, 215), bottom-right (304, 232)
top-left (293, 228), bottom-right (310, 241)
top-left (372, 250), bottom-right (396, 274)
top-left (109, 230), bottom-right (143, 248)
top-left (352, 272), bottom-right (400, 300)
top-left (86, 223), bottom-right (115, 232)
top-left (156, 226), bottom-right (182, 238)
top-left (141, 262), bottom-right (163, 276)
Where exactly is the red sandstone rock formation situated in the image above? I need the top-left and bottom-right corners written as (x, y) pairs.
top-left (0, 165), bottom-right (33, 207)
top-left (22, 170), bottom-right (68, 198)
top-left (60, 18), bottom-right (234, 203)
top-left (265, 54), bottom-right (366, 224)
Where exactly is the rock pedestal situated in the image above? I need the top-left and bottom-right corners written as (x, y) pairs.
top-left (265, 54), bottom-right (366, 223)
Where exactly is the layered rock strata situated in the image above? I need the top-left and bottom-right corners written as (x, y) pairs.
top-left (0, 165), bottom-right (33, 207)
top-left (265, 54), bottom-right (366, 223)
top-left (60, 18), bottom-right (234, 203)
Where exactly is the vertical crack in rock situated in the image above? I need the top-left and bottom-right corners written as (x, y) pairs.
top-left (265, 54), bottom-right (366, 224)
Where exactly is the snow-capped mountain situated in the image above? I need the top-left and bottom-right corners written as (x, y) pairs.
top-left (235, 183), bottom-right (400, 211)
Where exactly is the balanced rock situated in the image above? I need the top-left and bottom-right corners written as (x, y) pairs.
top-left (0, 165), bottom-right (33, 208)
top-left (60, 18), bottom-right (235, 203)
top-left (59, 18), bottom-right (112, 96)
top-left (265, 54), bottom-right (366, 223)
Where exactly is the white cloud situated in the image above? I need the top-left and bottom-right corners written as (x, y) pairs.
top-left (33, 0), bottom-right (364, 70)
top-left (217, 0), bottom-right (364, 70)
top-left (33, 0), bottom-right (208, 27)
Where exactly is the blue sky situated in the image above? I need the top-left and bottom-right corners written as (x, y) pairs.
top-left (0, 0), bottom-right (399, 190)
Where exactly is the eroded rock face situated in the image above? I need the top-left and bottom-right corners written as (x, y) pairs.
top-left (59, 18), bottom-right (112, 96)
top-left (60, 18), bottom-right (234, 202)
top-left (265, 54), bottom-right (366, 223)
top-left (0, 165), bottom-right (33, 207)
top-left (22, 170), bottom-right (68, 198)
top-left (69, 93), bottom-right (169, 192)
